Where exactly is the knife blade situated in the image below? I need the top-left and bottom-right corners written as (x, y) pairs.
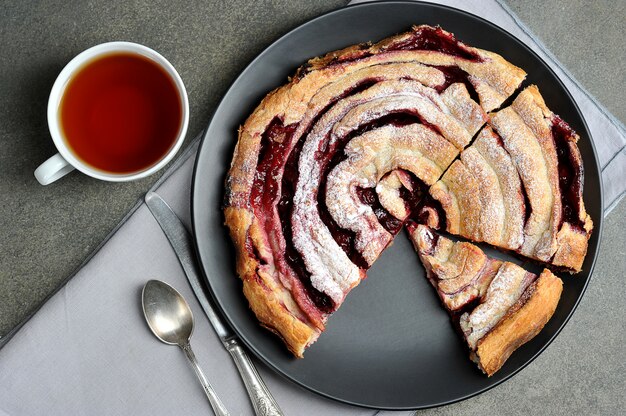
top-left (145, 191), bottom-right (283, 416)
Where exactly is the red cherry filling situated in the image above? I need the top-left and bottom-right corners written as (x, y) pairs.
top-left (387, 26), bottom-right (483, 62)
top-left (318, 26), bottom-right (483, 72)
top-left (398, 171), bottom-right (447, 229)
top-left (355, 187), bottom-right (403, 234)
top-left (250, 117), bottom-right (296, 213)
top-left (432, 65), bottom-right (480, 103)
top-left (520, 183), bottom-right (532, 227)
top-left (552, 115), bottom-right (585, 230)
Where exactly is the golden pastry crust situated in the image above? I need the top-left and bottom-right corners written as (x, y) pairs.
top-left (242, 276), bottom-right (319, 358)
top-left (473, 269), bottom-right (563, 376)
top-left (552, 219), bottom-right (593, 271)
top-left (471, 126), bottom-right (525, 248)
top-left (376, 170), bottom-right (412, 220)
top-left (305, 26), bottom-right (527, 112)
top-left (505, 86), bottom-right (561, 259)
top-left (429, 121), bottom-right (530, 249)
top-left (225, 207), bottom-right (320, 356)
top-left (493, 86), bottom-right (593, 271)
top-left (431, 160), bottom-right (482, 236)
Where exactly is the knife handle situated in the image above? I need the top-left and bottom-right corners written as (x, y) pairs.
top-left (225, 339), bottom-right (284, 416)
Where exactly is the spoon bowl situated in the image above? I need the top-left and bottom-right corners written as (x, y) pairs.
top-left (141, 279), bottom-right (230, 416)
top-left (142, 279), bottom-right (194, 346)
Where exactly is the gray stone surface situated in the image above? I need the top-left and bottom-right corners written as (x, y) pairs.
top-left (505, 0), bottom-right (626, 124)
top-left (0, 0), bottom-right (624, 414)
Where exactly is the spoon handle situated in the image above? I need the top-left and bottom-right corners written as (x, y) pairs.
top-left (225, 339), bottom-right (284, 416)
top-left (181, 343), bottom-right (230, 416)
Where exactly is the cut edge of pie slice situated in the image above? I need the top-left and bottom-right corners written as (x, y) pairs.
top-left (407, 223), bottom-right (563, 376)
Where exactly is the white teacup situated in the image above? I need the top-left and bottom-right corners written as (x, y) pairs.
top-left (35, 42), bottom-right (189, 185)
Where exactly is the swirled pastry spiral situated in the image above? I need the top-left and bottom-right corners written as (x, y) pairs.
top-left (223, 25), bottom-right (590, 375)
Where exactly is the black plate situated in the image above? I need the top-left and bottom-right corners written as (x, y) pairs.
top-left (191, 1), bottom-right (603, 409)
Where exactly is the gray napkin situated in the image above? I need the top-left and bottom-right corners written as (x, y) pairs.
top-left (1, 1), bottom-right (624, 415)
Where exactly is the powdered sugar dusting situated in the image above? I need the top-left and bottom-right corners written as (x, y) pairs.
top-left (460, 147), bottom-right (505, 244)
top-left (473, 127), bottom-right (524, 249)
top-left (325, 124), bottom-right (449, 263)
top-left (460, 262), bottom-right (532, 349)
top-left (292, 79), bottom-right (469, 303)
top-left (490, 107), bottom-right (553, 258)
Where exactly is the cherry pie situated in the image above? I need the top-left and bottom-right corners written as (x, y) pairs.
top-left (223, 25), bottom-right (592, 375)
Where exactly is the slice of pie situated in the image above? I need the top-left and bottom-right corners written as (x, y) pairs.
top-left (408, 224), bottom-right (563, 376)
top-left (223, 25), bottom-right (591, 374)
top-left (429, 85), bottom-right (593, 272)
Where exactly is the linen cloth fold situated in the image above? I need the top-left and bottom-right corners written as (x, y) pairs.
top-left (1, 1), bottom-right (624, 415)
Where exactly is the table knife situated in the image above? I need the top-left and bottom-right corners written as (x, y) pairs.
top-left (145, 191), bottom-right (283, 416)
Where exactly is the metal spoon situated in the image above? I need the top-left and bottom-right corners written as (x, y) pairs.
top-left (142, 279), bottom-right (230, 416)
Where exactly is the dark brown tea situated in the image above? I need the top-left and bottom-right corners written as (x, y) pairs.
top-left (59, 52), bottom-right (182, 174)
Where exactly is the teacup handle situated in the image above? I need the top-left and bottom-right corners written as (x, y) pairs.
top-left (34, 153), bottom-right (75, 185)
